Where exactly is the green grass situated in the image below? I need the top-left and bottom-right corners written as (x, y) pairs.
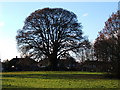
top-left (1, 71), bottom-right (119, 88)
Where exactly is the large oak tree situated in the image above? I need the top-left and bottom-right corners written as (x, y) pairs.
top-left (16, 8), bottom-right (86, 70)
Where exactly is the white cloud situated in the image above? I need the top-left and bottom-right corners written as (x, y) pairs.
top-left (0, 21), bottom-right (5, 28)
top-left (82, 13), bottom-right (88, 17)
top-left (0, 21), bottom-right (5, 35)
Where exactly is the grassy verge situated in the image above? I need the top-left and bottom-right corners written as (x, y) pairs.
top-left (1, 71), bottom-right (119, 88)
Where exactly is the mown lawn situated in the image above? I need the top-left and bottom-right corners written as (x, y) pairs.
top-left (0, 71), bottom-right (119, 88)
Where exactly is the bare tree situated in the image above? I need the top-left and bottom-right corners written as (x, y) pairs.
top-left (16, 8), bottom-right (86, 70)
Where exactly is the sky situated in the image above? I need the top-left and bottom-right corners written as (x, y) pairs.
top-left (0, 1), bottom-right (119, 61)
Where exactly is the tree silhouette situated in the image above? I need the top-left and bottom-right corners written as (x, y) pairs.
top-left (94, 10), bottom-right (120, 77)
top-left (16, 8), bottom-right (86, 70)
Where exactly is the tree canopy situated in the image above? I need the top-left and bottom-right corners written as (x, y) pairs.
top-left (16, 8), bottom-right (86, 70)
top-left (94, 10), bottom-right (120, 77)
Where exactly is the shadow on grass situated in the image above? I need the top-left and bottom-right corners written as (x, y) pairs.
top-left (2, 88), bottom-right (114, 90)
top-left (2, 73), bottom-right (107, 79)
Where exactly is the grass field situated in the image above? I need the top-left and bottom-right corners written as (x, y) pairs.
top-left (0, 71), bottom-right (119, 88)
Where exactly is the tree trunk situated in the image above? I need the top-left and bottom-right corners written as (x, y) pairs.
top-left (49, 53), bottom-right (58, 71)
top-left (48, 41), bottom-right (59, 71)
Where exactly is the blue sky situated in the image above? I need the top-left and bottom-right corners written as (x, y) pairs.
top-left (0, 1), bottom-right (119, 61)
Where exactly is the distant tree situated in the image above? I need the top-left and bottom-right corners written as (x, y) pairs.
top-left (16, 8), bottom-right (86, 70)
top-left (94, 10), bottom-right (120, 77)
top-left (77, 40), bottom-right (93, 62)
